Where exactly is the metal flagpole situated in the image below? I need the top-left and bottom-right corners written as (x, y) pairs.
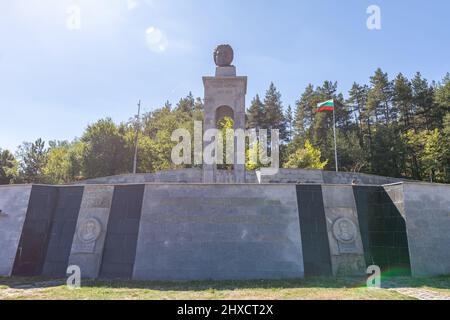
top-left (332, 99), bottom-right (338, 172)
top-left (133, 100), bottom-right (141, 174)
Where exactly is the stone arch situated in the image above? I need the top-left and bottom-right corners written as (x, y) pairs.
top-left (215, 105), bottom-right (235, 171)
top-left (215, 105), bottom-right (234, 127)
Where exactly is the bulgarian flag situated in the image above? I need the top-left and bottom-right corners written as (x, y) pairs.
top-left (317, 99), bottom-right (334, 112)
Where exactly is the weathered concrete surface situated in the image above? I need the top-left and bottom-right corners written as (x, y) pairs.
top-left (0, 185), bottom-right (32, 276)
top-left (68, 185), bottom-right (114, 278)
top-left (384, 183), bottom-right (405, 218)
top-left (323, 171), bottom-right (401, 185)
top-left (322, 185), bottom-right (366, 275)
top-left (258, 169), bottom-right (325, 184)
top-left (133, 184), bottom-right (304, 280)
top-left (77, 168), bottom-right (403, 186)
top-left (402, 182), bottom-right (450, 277)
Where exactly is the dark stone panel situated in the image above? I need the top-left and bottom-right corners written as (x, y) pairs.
top-left (353, 186), bottom-right (411, 276)
top-left (42, 186), bottom-right (84, 277)
top-left (99, 185), bottom-right (145, 279)
top-left (12, 186), bottom-right (58, 277)
top-left (296, 185), bottom-right (332, 276)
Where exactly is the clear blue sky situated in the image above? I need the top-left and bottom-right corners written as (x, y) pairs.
top-left (1, 0), bottom-right (449, 152)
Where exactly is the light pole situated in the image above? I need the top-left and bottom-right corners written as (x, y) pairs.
top-left (133, 100), bottom-right (141, 174)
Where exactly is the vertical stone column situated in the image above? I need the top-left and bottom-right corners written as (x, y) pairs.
top-left (68, 185), bottom-right (114, 279)
top-left (202, 45), bottom-right (247, 183)
top-left (322, 185), bottom-right (366, 275)
top-left (202, 73), bottom-right (247, 183)
top-left (202, 97), bottom-right (216, 183)
top-left (233, 94), bottom-right (246, 183)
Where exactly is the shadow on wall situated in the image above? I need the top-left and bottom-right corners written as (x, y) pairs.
top-left (353, 186), bottom-right (411, 277)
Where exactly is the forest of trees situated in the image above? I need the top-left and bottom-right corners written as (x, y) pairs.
top-left (1, 69), bottom-right (449, 185)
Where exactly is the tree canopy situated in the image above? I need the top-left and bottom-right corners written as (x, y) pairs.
top-left (2, 71), bottom-right (449, 185)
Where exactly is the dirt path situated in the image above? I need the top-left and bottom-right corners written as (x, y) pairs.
top-left (383, 280), bottom-right (450, 300)
top-left (0, 280), bottom-right (64, 299)
top-left (388, 287), bottom-right (450, 300)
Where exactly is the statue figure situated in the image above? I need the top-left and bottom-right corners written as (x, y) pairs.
top-left (214, 44), bottom-right (234, 67)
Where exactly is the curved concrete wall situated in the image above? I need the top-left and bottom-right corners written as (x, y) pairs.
top-left (1, 180), bottom-right (448, 280)
top-left (77, 168), bottom-right (403, 186)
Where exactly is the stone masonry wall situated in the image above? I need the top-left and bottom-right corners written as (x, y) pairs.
top-left (133, 184), bottom-right (304, 280)
top-left (402, 182), bottom-right (450, 276)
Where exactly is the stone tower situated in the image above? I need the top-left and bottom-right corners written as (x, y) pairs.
top-left (202, 44), bottom-right (247, 183)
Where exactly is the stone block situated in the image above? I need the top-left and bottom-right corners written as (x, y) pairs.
top-left (215, 66), bottom-right (236, 77)
top-left (68, 185), bottom-right (114, 279)
top-left (322, 185), bottom-right (366, 275)
top-left (402, 182), bottom-right (450, 277)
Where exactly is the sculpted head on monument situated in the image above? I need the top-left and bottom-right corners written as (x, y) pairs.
top-left (214, 44), bottom-right (234, 67)
top-left (332, 217), bottom-right (357, 244)
top-left (78, 218), bottom-right (101, 243)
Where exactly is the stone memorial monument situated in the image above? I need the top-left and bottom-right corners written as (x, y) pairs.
top-left (203, 44), bottom-right (247, 183)
top-left (0, 45), bottom-right (449, 281)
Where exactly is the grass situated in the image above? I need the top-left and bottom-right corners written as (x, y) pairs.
top-left (1, 276), bottom-right (449, 300)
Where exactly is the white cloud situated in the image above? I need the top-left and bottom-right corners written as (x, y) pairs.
top-left (127, 0), bottom-right (159, 11)
top-left (145, 26), bottom-right (168, 53)
top-left (127, 0), bottom-right (139, 10)
top-left (6, 0), bottom-right (126, 32)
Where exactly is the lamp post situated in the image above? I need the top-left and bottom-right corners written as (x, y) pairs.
top-left (133, 100), bottom-right (141, 174)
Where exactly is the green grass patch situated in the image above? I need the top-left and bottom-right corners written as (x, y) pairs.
top-left (1, 276), bottom-right (449, 300)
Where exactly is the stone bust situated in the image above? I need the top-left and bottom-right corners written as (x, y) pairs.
top-left (78, 218), bottom-right (101, 243)
top-left (214, 44), bottom-right (234, 67)
top-left (332, 217), bottom-right (357, 244)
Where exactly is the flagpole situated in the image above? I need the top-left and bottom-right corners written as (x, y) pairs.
top-left (332, 99), bottom-right (338, 172)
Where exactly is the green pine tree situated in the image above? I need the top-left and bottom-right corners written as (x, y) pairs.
top-left (246, 94), bottom-right (265, 130)
top-left (367, 68), bottom-right (395, 125)
top-left (263, 82), bottom-right (287, 141)
top-left (412, 72), bottom-right (436, 130)
top-left (393, 73), bottom-right (414, 130)
top-left (294, 84), bottom-right (316, 138)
